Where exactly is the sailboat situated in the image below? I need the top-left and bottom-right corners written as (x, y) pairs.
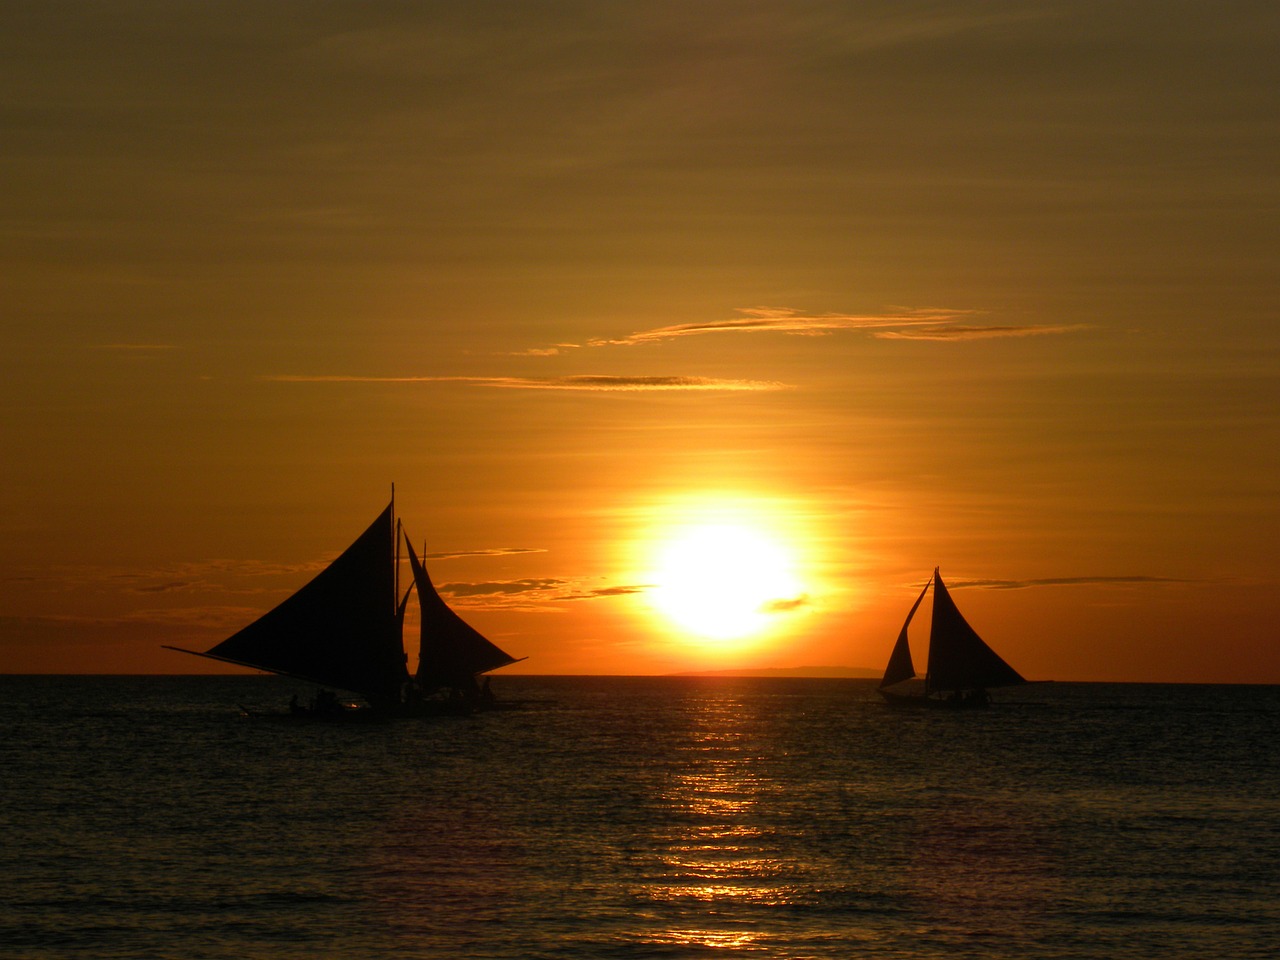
top-left (164, 495), bottom-right (522, 716)
top-left (404, 539), bottom-right (520, 700)
top-left (878, 567), bottom-right (1025, 707)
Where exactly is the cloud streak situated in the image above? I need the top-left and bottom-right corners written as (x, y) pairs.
top-left (875, 324), bottom-right (1089, 341)
top-left (263, 374), bottom-right (786, 391)
top-left (130, 580), bottom-right (200, 594)
top-left (558, 585), bottom-right (650, 601)
top-left (952, 575), bottom-right (1208, 590)
top-left (443, 578), bottom-right (566, 598)
top-left (437, 577), bottom-right (651, 609)
top-left (761, 594), bottom-right (811, 613)
top-left (587, 307), bottom-right (974, 346)
top-left (527, 307), bottom-right (1086, 352)
top-left (424, 547), bottom-right (546, 561)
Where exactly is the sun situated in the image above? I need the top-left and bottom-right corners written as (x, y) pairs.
top-left (646, 521), bottom-right (806, 641)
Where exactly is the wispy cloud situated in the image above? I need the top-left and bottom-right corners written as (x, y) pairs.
top-left (263, 374), bottom-right (786, 391)
top-left (507, 345), bottom-right (578, 357)
top-left (587, 307), bottom-right (972, 346)
top-left (424, 547), bottom-right (546, 561)
top-left (761, 594), bottom-right (811, 612)
top-left (523, 307), bottom-right (1086, 352)
top-left (437, 577), bottom-right (651, 609)
top-left (443, 578), bottom-right (567, 598)
top-left (952, 575), bottom-right (1207, 590)
top-left (491, 375), bottom-right (786, 392)
top-left (130, 580), bottom-right (200, 594)
top-left (559, 584), bottom-right (650, 601)
top-left (875, 324), bottom-right (1089, 341)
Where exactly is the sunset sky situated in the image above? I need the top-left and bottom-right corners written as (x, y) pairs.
top-left (3, 1), bottom-right (1277, 683)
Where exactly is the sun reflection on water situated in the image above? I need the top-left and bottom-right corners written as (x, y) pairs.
top-left (645, 928), bottom-right (763, 951)
top-left (634, 693), bottom-right (799, 950)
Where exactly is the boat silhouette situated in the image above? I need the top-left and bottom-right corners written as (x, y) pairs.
top-left (878, 567), bottom-right (1025, 708)
top-left (165, 492), bottom-right (522, 716)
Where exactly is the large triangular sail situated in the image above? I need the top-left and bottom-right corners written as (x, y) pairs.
top-left (879, 574), bottom-right (931, 688)
top-left (404, 536), bottom-right (519, 690)
top-left (165, 503), bottom-right (410, 707)
top-left (925, 568), bottom-right (1026, 692)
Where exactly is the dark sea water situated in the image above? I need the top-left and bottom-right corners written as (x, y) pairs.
top-left (2, 676), bottom-right (1277, 959)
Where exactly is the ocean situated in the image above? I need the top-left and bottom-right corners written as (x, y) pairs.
top-left (2, 675), bottom-right (1277, 959)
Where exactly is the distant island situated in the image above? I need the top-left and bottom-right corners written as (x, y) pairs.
top-left (672, 666), bottom-right (881, 679)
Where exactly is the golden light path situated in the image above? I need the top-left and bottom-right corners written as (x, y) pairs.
top-left (635, 494), bottom-right (813, 646)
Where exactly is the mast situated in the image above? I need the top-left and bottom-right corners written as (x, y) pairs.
top-left (392, 483), bottom-right (398, 614)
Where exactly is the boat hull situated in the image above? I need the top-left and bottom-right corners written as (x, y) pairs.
top-left (877, 688), bottom-right (991, 709)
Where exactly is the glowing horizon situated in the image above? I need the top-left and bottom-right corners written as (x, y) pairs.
top-left (2, 2), bottom-right (1278, 683)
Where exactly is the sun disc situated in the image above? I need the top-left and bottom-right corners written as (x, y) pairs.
top-left (647, 521), bottom-right (804, 641)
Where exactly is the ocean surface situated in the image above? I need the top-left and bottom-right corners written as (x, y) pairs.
top-left (2, 675), bottom-right (1277, 959)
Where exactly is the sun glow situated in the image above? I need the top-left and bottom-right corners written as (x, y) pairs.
top-left (644, 515), bottom-right (807, 642)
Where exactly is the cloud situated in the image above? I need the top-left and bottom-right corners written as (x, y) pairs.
top-left (513, 307), bottom-right (1087, 352)
top-left (587, 307), bottom-right (973, 346)
top-left (263, 374), bottom-right (786, 391)
top-left (424, 547), bottom-right (546, 561)
top-left (558, 585), bottom-right (650, 601)
top-left (436, 577), bottom-right (651, 609)
top-left (130, 580), bottom-right (200, 594)
top-left (875, 324), bottom-right (1089, 341)
top-left (485, 375), bottom-right (785, 391)
top-left (760, 594), bottom-right (811, 612)
top-left (953, 575), bottom-right (1206, 590)
top-left (442, 578), bottom-right (566, 598)
top-left (507, 345), bottom-right (579, 357)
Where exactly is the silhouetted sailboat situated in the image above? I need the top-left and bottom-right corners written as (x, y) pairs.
top-left (878, 567), bottom-right (1025, 707)
top-left (165, 495), bottom-right (522, 716)
top-left (405, 539), bottom-right (520, 699)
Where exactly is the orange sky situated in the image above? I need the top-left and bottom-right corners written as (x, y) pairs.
top-left (2, 2), bottom-right (1278, 683)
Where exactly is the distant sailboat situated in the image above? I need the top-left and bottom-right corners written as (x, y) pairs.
top-left (878, 567), bottom-right (1025, 707)
top-left (165, 495), bottom-right (522, 716)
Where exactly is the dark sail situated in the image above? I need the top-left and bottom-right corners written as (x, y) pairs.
top-left (405, 536), bottom-right (518, 689)
top-left (880, 574), bottom-right (930, 688)
top-left (925, 568), bottom-right (1025, 692)
top-left (179, 504), bottom-right (409, 706)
